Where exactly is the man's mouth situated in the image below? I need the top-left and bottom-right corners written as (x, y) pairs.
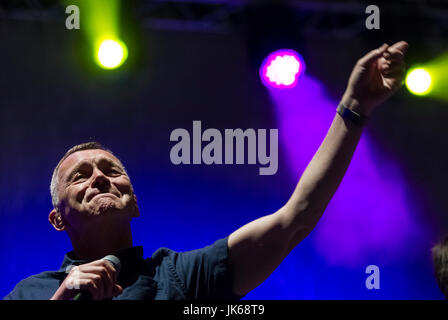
top-left (88, 193), bottom-right (117, 202)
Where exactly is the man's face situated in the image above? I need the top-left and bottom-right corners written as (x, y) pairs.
top-left (55, 149), bottom-right (139, 229)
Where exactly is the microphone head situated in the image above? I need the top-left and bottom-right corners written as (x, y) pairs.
top-left (103, 255), bottom-right (121, 276)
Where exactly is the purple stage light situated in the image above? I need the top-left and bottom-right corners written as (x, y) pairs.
top-left (260, 49), bottom-right (305, 89)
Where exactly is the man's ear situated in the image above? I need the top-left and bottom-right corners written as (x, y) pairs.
top-left (49, 209), bottom-right (65, 231)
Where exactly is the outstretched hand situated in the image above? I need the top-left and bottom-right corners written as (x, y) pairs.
top-left (341, 41), bottom-right (408, 117)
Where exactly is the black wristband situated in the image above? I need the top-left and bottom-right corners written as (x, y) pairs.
top-left (336, 103), bottom-right (368, 126)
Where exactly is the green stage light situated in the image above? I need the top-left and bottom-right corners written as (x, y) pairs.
top-left (97, 39), bottom-right (128, 69)
top-left (405, 68), bottom-right (432, 96)
top-left (74, 0), bottom-right (128, 70)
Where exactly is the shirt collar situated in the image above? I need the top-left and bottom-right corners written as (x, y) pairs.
top-left (59, 246), bottom-right (145, 278)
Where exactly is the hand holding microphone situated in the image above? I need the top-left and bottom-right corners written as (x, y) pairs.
top-left (51, 255), bottom-right (122, 300)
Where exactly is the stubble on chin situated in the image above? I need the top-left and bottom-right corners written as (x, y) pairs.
top-left (89, 197), bottom-right (120, 216)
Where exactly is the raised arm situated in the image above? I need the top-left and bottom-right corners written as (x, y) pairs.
top-left (228, 41), bottom-right (408, 297)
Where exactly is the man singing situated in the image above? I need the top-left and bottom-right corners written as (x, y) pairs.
top-left (4, 41), bottom-right (408, 300)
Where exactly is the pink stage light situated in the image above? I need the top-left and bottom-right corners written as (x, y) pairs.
top-left (260, 49), bottom-right (305, 89)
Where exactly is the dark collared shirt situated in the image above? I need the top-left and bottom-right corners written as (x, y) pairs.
top-left (3, 236), bottom-right (243, 300)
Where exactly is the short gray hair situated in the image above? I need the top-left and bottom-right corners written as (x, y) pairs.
top-left (432, 234), bottom-right (448, 299)
top-left (50, 142), bottom-right (127, 209)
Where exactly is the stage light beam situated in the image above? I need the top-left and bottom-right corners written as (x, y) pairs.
top-left (97, 39), bottom-right (128, 69)
top-left (260, 49), bottom-right (305, 89)
top-left (405, 68), bottom-right (432, 96)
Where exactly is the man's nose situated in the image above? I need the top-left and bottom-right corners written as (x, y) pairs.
top-left (90, 169), bottom-right (110, 190)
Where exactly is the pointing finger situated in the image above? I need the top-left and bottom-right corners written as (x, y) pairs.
top-left (383, 49), bottom-right (404, 61)
top-left (357, 43), bottom-right (389, 66)
top-left (388, 41), bottom-right (409, 55)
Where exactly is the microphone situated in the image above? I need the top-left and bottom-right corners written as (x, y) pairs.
top-left (73, 255), bottom-right (121, 300)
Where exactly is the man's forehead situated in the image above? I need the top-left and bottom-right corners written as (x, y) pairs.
top-left (58, 149), bottom-right (122, 179)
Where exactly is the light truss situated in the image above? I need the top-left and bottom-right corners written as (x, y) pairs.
top-left (0, 0), bottom-right (447, 38)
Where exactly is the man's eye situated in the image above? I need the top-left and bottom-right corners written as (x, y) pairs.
top-left (73, 173), bottom-right (86, 181)
top-left (109, 169), bottom-right (121, 176)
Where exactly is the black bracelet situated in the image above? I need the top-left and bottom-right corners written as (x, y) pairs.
top-left (336, 103), bottom-right (368, 126)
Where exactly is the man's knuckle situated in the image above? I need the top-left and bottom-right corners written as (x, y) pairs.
top-left (68, 266), bottom-right (79, 274)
